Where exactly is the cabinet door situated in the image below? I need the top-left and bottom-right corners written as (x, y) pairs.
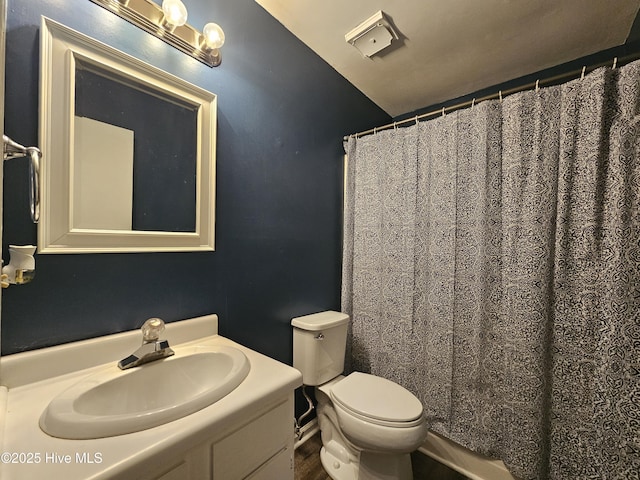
top-left (245, 446), bottom-right (293, 480)
top-left (213, 397), bottom-right (293, 479)
top-left (153, 461), bottom-right (189, 480)
top-left (130, 444), bottom-right (210, 480)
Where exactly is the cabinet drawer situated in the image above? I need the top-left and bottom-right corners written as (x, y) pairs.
top-left (213, 398), bottom-right (292, 479)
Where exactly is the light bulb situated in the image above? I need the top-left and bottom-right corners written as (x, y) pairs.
top-left (162, 0), bottom-right (188, 27)
top-left (202, 22), bottom-right (225, 49)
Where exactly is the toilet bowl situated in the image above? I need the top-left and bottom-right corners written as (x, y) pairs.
top-left (316, 374), bottom-right (428, 480)
top-left (329, 373), bottom-right (427, 452)
top-left (292, 311), bottom-right (428, 480)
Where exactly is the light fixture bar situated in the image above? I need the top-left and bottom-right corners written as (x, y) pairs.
top-left (90, 0), bottom-right (221, 67)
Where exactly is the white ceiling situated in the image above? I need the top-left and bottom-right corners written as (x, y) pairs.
top-left (255, 0), bottom-right (640, 117)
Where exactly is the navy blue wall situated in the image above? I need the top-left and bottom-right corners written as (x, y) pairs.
top-left (1, 0), bottom-right (390, 358)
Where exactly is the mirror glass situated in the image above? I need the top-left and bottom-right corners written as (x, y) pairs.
top-left (74, 60), bottom-right (199, 233)
top-left (39, 17), bottom-right (216, 253)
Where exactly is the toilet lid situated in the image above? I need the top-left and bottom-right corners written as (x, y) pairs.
top-left (331, 372), bottom-right (423, 423)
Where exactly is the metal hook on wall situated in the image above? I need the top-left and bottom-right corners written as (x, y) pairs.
top-left (3, 135), bottom-right (41, 223)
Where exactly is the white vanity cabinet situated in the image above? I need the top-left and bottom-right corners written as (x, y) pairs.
top-left (126, 395), bottom-right (294, 480)
top-left (212, 396), bottom-right (293, 479)
top-left (0, 315), bottom-right (303, 480)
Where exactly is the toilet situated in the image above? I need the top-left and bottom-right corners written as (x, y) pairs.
top-left (292, 311), bottom-right (428, 480)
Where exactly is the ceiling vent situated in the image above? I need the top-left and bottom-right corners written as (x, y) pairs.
top-left (345, 11), bottom-right (399, 58)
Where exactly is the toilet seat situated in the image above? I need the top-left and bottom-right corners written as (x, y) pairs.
top-left (330, 372), bottom-right (424, 427)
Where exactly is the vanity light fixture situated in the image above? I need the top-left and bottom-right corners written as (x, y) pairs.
top-left (161, 0), bottom-right (188, 28)
top-left (90, 0), bottom-right (225, 67)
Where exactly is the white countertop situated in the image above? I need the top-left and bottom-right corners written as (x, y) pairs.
top-left (0, 315), bottom-right (302, 479)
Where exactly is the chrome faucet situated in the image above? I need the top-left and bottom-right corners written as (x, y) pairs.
top-left (118, 318), bottom-right (175, 370)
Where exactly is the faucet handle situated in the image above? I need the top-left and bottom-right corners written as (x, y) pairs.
top-left (141, 317), bottom-right (166, 342)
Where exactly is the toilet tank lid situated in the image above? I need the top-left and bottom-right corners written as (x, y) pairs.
top-left (291, 311), bottom-right (349, 331)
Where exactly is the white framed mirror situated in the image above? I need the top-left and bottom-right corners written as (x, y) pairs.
top-left (38, 17), bottom-right (216, 253)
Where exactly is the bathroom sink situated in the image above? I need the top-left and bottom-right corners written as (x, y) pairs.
top-left (39, 345), bottom-right (250, 439)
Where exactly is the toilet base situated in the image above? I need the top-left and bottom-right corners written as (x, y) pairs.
top-left (358, 451), bottom-right (413, 480)
top-left (321, 445), bottom-right (414, 480)
top-left (320, 445), bottom-right (358, 480)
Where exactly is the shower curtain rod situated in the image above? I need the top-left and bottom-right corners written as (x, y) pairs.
top-left (344, 51), bottom-right (640, 141)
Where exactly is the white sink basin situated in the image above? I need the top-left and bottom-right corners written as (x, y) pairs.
top-left (39, 345), bottom-right (250, 439)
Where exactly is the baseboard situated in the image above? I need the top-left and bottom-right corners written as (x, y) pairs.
top-left (419, 431), bottom-right (517, 480)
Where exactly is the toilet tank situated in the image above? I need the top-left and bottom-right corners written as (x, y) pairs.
top-left (291, 311), bottom-right (349, 386)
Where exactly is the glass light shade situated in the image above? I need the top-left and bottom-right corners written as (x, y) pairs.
top-left (202, 22), bottom-right (225, 49)
top-left (162, 0), bottom-right (188, 27)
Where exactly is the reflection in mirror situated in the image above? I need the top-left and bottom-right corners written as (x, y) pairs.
top-left (73, 116), bottom-right (134, 230)
top-left (74, 60), bottom-right (198, 232)
top-left (39, 17), bottom-right (216, 253)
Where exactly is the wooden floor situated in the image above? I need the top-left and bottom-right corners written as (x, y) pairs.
top-left (294, 432), bottom-right (331, 480)
top-left (294, 433), bottom-right (470, 480)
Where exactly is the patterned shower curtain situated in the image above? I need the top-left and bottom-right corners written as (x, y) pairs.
top-left (342, 62), bottom-right (640, 480)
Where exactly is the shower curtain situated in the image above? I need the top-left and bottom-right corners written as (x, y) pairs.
top-left (342, 62), bottom-right (640, 480)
